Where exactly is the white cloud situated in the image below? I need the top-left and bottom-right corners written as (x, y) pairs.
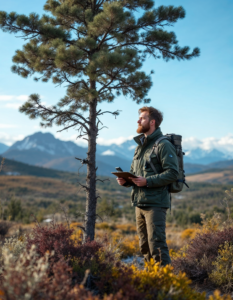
top-left (0, 95), bottom-right (14, 101)
top-left (53, 132), bottom-right (233, 155)
top-left (0, 133), bottom-right (25, 146)
top-left (101, 150), bottom-right (115, 156)
top-left (0, 124), bottom-right (18, 129)
top-left (16, 95), bottom-right (29, 101)
top-left (0, 94), bottom-right (30, 109)
top-left (183, 134), bottom-right (233, 154)
top-left (0, 94), bottom-right (28, 102)
top-left (97, 135), bottom-right (134, 146)
top-left (5, 103), bottom-right (22, 109)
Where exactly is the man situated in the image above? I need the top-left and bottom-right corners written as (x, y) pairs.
top-left (117, 106), bottom-right (179, 266)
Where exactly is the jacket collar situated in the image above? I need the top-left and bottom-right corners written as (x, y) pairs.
top-left (133, 127), bottom-right (163, 146)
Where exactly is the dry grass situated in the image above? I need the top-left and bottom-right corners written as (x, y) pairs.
top-left (0, 176), bottom-right (78, 196)
top-left (187, 170), bottom-right (233, 184)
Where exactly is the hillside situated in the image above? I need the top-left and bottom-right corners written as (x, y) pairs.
top-left (187, 169), bottom-right (233, 184)
top-left (0, 156), bottom-right (79, 181)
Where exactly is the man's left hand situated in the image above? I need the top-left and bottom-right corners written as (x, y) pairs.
top-left (129, 176), bottom-right (147, 187)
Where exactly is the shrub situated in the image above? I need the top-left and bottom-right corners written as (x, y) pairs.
top-left (5, 199), bottom-right (24, 221)
top-left (119, 235), bottom-right (140, 258)
top-left (0, 245), bottom-right (49, 299)
top-left (1, 234), bottom-right (26, 264)
top-left (173, 224), bottom-right (233, 281)
top-left (181, 228), bottom-right (197, 240)
top-left (131, 259), bottom-right (206, 300)
top-left (209, 242), bottom-right (233, 292)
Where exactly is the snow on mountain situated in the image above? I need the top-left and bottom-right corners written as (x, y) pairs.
top-left (9, 132), bottom-right (86, 157)
top-left (97, 135), bottom-right (233, 165)
top-left (3, 132), bottom-right (233, 169)
top-left (184, 148), bottom-right (232, 165)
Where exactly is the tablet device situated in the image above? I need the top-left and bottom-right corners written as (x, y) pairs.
top-left (111, 172), bottom-right (138, 184)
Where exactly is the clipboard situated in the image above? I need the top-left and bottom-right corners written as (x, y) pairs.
top-left (111, 172), bottom-right (138, 184)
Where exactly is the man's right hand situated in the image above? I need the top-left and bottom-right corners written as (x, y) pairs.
top-left (116, 178), bottom-right (126, 186)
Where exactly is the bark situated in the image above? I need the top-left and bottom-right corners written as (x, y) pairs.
top-left (84, 80), bottom-right (98, 241)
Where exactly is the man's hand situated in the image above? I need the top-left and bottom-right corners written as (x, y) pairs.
top-left (116, 178), bottom-right (126, 186)
top-left (129, 176), bottom-right (147, 187)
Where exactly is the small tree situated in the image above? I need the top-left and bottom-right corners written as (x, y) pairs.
top-left (0, 0), bottom-right (199, 240)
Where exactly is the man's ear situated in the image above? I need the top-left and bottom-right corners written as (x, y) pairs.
top-left (150, 119), bottom-right (156, 127)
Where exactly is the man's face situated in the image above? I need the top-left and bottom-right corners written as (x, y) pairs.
top-left (137, 112), bottom-right (151, 134)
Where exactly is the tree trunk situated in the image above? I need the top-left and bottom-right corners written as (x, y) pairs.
top-left (84, 80), bottom-right (98, 241)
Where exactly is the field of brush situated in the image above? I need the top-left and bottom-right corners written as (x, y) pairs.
top-left (0, 174), bottom-right (232, 226)
top-left (1, 171), bottom-right (233, 299)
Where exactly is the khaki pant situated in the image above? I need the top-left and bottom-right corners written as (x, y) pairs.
top-left (136, 206), bottom-right (171, 266)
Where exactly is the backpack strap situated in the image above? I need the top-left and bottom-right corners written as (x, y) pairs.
top-left (148, 136), bottom-right (169, 174)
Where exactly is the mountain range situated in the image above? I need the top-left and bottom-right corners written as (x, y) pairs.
top-left (1, 131), bottom-right (233, 176)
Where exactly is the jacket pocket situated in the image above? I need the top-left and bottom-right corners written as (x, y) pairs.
top-left (138, 187), bottom-right (163, 205)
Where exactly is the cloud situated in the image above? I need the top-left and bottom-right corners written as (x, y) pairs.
top-left (16, 95), bottom-right (29, 101)
top-left (55, 132), bottom-right (233, 155)
top-left (101, 150), bottom-right (115, 156)
top-left (0, 94), bottom-right (30, 110)
top-left (0, 124), bottom-right (18, 129)
top-left (0, 133), bottom-right (25, 146)
top-left (183, 134), bottom-right (233, 153)
top-left (0, 95), bottom-right (14, 101)
top-left (5, 103), bottom-right (22, 109)
top-left (0, 95), bottom-right (28, 102)
top-left (0, 95), bottom-right (46, 110)
top-left (97, 135), bottom-right (134, 146)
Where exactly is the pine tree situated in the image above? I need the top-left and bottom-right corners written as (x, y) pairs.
top-left (0, 0), bottom-right (199, 240)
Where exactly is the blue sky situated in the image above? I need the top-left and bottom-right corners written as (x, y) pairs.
top-left (0, 0), bottom-right (232, 152)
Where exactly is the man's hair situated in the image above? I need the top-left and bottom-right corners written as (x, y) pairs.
top-left (139, 106), bottom-right (163, 128)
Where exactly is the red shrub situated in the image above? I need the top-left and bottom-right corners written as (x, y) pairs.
top-left (26, 223), bottom-right (103, 267)
top-left (95, 261), bottom-right (145, 300)
top-left (26, 223), bottom-right (78, 259)
top-left (173, 226), bottom-right (233, 280)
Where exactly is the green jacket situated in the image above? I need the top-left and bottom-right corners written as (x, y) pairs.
top-left (128, 127), bottom-right (179, 208)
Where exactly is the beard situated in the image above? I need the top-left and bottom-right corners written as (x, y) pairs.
top-left (136, 122), bottom-right (150, 134)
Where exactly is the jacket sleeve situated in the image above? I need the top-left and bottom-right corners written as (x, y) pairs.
top-left (146, 141), bottom-right (179, 188)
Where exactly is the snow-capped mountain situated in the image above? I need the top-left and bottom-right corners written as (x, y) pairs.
top-left (98, 140), bottom-right (233, 166)
top-left (3, 132), bottom-right (132, 175)
top-left (9, 132), bottom-right (86, 157)
top-left (2, 131), bottom-right (233, 175)
top-left (184, 148), bottom-right (233, 165)
top-left (97, 139), bottom-right (136, 160)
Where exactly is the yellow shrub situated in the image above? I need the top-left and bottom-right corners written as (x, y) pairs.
top-left (208, 290), bottom-right (232, 300)
top-left (209, 242), bottom-right (233, 292)
top-left (96, 222), bottom-right (113, 230)
top-left (170, 244), bottom-right (189, 259)
top-left (181, 228), bottom-right (197, 240)
top-left (115, 224), bottom-right (137, 233)
top-left (131, 259), bottom-right (206, 300)
top-left (120, 235), bottom-right (140, 258)
top-left (200, 213), bottom-right (221, 233)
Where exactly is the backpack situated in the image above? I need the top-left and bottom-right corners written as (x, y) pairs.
top-left (148, 134), bottom-right (189, 193)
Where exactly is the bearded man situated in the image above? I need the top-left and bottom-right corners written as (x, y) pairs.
top-left (116, 106), bottom-right (179, 266)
